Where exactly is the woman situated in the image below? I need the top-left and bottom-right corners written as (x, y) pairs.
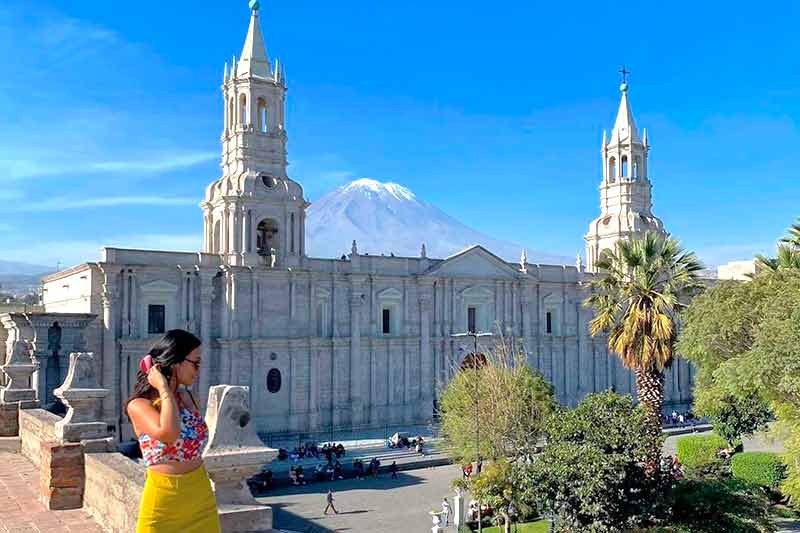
top-left (125, 329), bottom-right (220, 533)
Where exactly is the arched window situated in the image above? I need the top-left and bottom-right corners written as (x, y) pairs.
top-left (621, 155), bottom-right (629, 178)
top-left (256, 218), bottom-right (279, 256)
top-left (257, 98), bottom-right (268, 133)
top-left (633, 156), bottom-right (642, 179)
top-left (608, 157), bottom-right (616, 182)
top-left (239, 94), bottom-right (248, 126)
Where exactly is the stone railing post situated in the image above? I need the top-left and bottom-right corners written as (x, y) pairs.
top-left (203, 384), bottom-right (278, 532)
top-left (53, 352), bottom-right (111, 444)
top-left (0, 315), bottom-right (39, 436)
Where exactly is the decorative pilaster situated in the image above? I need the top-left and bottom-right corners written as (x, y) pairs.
top-left (419, 294), bottom-right (434, 420)
top-left (348, 284), bottom-right (364, 426)
top-left (198, 270), bottom-right (215, 409)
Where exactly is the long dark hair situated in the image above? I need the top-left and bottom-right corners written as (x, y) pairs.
top-left (125, 329), bottom-right (201, 418)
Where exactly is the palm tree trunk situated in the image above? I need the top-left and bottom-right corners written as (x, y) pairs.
top-left (634, 367), bottom-right (665, 462)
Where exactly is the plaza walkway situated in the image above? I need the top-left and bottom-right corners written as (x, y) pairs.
top-left (0, 450), bottom-right (104, 533)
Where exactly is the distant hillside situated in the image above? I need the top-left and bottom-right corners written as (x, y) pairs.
top-left (0, 260), bottom-right (53, 276)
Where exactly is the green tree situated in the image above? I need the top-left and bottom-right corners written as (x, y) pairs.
top-left (468, 460), bottom-right (522, 533)
top-left (678, 270), bottom-right (800, 503)
top-left (513, 392), bottom-right (669, 532)
top-left (585, 232), bottom-right (703, 460)
top-left (439, 336), bottom-right (555, 464)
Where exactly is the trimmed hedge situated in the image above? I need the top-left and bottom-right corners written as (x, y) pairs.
top-left (731, 452), bottom-right (786, 489)
top-left (676, 434), bottom-right (728, 471)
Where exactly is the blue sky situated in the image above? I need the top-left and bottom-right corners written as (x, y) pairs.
top-left (2, 0), bottom-right (800, 269)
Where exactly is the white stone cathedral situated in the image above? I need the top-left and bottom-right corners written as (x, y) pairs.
top-left (38, 3), bottom-right (692, 441)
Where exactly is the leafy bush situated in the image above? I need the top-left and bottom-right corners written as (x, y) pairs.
top-left (513, 392), bottom-right (669, 531)
top-left (668, 478), bottom-right (773, 532)
top-left (731, 452), bottom-right (786, 489)
top-left (676, 434), bottom-right (728, 474)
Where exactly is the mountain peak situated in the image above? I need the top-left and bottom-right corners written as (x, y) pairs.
top-left (342, 178), bottom-right (417, 202)
top-left (306, 178), bottom-right (571, 264)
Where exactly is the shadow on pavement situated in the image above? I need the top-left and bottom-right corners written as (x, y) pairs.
top-left (257, 471), bottom-right (427, 497)
top-left (263, 471), bottom-right (429, 532)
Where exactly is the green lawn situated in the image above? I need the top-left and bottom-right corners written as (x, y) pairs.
top-left (482, 520), bottom-right (549, 533)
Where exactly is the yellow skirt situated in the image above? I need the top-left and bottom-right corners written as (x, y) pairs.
top-left (137, 463), bottom-right (221, 533)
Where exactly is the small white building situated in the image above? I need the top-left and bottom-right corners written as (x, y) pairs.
top-left (35, 3), bottom-right (693, 441)
top-left (717, 259), bottom-right (758, 280)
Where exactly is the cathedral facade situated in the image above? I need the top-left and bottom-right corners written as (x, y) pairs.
top-left (39, 4), bottom-right (693, 441)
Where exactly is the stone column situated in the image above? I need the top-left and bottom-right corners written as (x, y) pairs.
top-left (419, 295), bottom-right (433, 420)
top-left (349, 289), bottom-right (363, 427)
top-left (198, 270), bottom-right (215, 409)
top-left (453, 490), bottom-right (466, 529)
top-left (100, 271), bottom-right (119, 432)
top-left (308, 348), bottom-right (319, 430)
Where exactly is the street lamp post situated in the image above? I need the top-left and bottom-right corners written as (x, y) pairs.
top-left (452, 330), bottom-right (492, 533)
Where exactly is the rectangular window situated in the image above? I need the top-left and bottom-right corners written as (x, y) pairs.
top-left (148, 304), bottom-right (166, 335)
top-left (546, 311), bottom-right (552, 334)
top-left (382, 308), bottom-right (391, 334)
top-left (467, 306), bottom-right (477, 333)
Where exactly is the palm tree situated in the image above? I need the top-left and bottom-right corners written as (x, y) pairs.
top-left (584, 232), bottom-right (704, 458)
top-left (780, 217), bottom-right (800, 248)
top-left (755, 245), bottom-right (800, 272)
top-left (755, 217), bottom-right (800, 272)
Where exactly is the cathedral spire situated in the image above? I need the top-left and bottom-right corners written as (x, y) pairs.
top-left (238, 1), bottom-right (272, 79)
top-left (610, 82), bottom-right (640, 144)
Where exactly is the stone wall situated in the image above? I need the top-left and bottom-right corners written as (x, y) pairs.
top-left (19, 408), bottom-right (59, 466)
top-left (83, 453), bottom-right (145, 533)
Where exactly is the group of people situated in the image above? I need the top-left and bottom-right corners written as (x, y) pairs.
top-left (280, 442), bottom-right (347, 462)
top-left (664, 410), bottom-right (699, 428)
top-left (388, 432), bottom-right (426, 454)
top-left (461, 460), bottom-right (482, 480)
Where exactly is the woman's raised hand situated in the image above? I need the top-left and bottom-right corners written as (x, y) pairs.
top-left (147, 365), bottom-right (170, 393)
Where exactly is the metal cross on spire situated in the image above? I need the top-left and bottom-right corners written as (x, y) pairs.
top-left (618, 66), bottom-right (631, 84)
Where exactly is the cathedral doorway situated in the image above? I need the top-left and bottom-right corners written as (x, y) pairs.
top-left (256, 218), bottom-right (279, 256)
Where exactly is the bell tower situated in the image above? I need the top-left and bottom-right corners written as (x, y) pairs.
top-left (585, 76), bottom-right (666, 272)
top-left (201, 0), bottom-right (308, 268)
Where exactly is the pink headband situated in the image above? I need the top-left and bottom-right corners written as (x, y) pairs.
top-left (139, 354), bottom-right (154, 374)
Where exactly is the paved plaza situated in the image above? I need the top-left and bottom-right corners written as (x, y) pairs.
top-left (261, 464), bottom-right (464, 533)
top-left (0, 451), bottom-right (104, 533)
top-left (0, 429), bottom-right (793, 533)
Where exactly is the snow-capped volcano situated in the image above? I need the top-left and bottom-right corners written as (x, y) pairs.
top-left (306, 178), bottom-right (570, 264)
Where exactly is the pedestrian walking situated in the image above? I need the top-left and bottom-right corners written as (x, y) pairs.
top-left (441, 498), bottom-right (451, 527)
top-left (323, 490), bottom-right (339, 515)
top-left (390, 461), bottom-right (398, 479)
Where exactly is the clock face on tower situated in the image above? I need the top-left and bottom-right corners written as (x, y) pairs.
top-left (261, 174), bottom-right (276, 189)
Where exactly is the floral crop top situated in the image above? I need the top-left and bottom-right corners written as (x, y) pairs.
top-left (137, 391), bottom-right (209, 467)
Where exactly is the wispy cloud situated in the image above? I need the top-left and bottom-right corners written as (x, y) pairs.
top-left (88, 152), bottom-right (217, 174)
top-left (14, 195), bottom-right (200, 212)
top-left (1, 150), bottom-right (217, 181)
top-left (2, 233), bottom-right (203, 268)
